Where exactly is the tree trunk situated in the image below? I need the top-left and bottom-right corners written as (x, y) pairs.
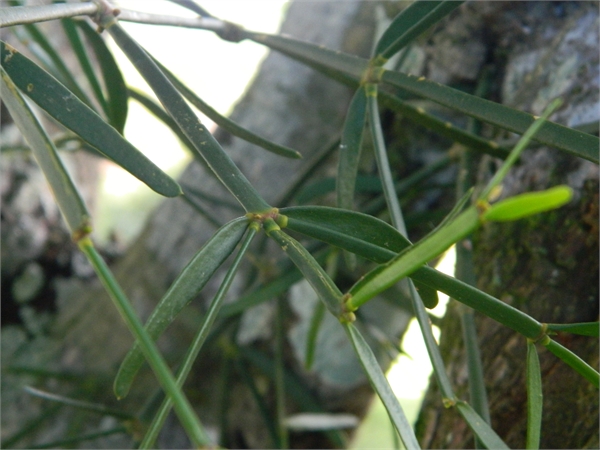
top-left (415, 2), bottom-right (599, 448)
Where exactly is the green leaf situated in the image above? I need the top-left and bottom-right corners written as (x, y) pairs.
top-left (483, 186), bottom-right (573, 222)
top-left (267, 225), bottom-right (345, 319)
top-left (337, 86), bottom-right (368, 210)
top-left (280, 206), bottom-right (411, 264)
top-left (381, 71), bottom-right (598, 163)
top-left (247, 31), bottom-right (367, 83)
top-left (348, 206), bottom-right (480, 310)
top-left (105, 22), bottom-right (270, 212)
top-left (375, 1), bottom-right (464, 60)
top-left (344, 323), bottom-right (420, 449)
top-left (114, 217), bottom-right (248, 399)
top-left (543, 338), bottom-right (599, 388)
top-left (155, 59), bottom-right (302, 159)
top-left (139, 225), bottom-right (257, 449)
top-left (0, 41), bottom-right (181, 197)
top-left (74, 19), bottom-right (128, 133)
top-left (0, 67), bottom-right (90, 238)
top-left (61, 19), bottom-right (111, 121)
top-left (546, 322), bottom-right (599, 337)
top-left (456, 401), bottom-right (510, 449)
top-left (281, 206), bottom-right (438, 308)
top-left (526, 341), bottom-right (543, 449)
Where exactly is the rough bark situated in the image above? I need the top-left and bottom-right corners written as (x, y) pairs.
top-left (415, 3), bottom-right (599, 448)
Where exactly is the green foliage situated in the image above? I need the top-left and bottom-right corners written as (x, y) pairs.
top-left (1, 1), bottom-right (597, 448)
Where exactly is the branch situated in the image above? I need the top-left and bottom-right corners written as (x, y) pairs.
top-left (0, 3), bottom-right (98, 28)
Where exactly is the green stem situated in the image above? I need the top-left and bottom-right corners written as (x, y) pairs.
top-left (543, 338), bottom-right (599, 388)
top-left (139, 226), bottom-right (257, 449)
top-left (78, 239), bottom-right (210, 447)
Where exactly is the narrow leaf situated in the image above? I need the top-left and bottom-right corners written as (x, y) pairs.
top-left (344, 323), bottom-right (420, 450)
top-left (74, 19), bottom-right (128, 133)
top-left (0, 67), bottom-right (90, 237)
top-left (526, 341), bottom-right (543, 449)
top-left (0, 41), bottom-right (181, 197)
top-left (155, 59), bottom-right (302, 159)
top-left (544, 338), bottom-right (600, 388)
top-left (267, 225), bottom-right (345, 320)
top-left (348, 206), bottom-right (480, 310)
top-left (375, 1), bottom-right (464, 60)
top-left (140, 225), bottom-right (257, 449)
top-left (456, 401), bottom-right (510, 449)
top-left (337, 86), bottom-right (368, 210)
top-left (381, 70), bottom-right (598, 163)
top-left (483, 186), bottom-right (573, 222)
top-left (114, 217), bottom-right (248, 399)
top-left (546, 322), bottom-right (599, 337)
top-left (61, 18), bottom-right (110, 119)
top-left (105, 22), bottom-right (270, 212)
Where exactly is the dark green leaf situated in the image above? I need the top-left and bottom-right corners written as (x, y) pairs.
top-left (0, 41), bottom-right (181, 197)
top-left (337, 86), bottom-right (368, 210)
top-left (526, 341), bottom-right (543, 449)
top-left (155, 59), bottom-right (302, 159)
top-left (114, 217), bottom-right (248, 399)
top-left (344, 323), bottom-right (420, 449)
top-left (106, 23), bottom-right (269, 212)
top-left (546, 322), bottom-right (599, 337)
top-left (375, 1), bottom-right (464, 60)
top-left (381, 70), bottom-right (598, 163)
top-left (74, 19), bottom-right (128, 133)
top-left (0, 67), bottom-right (90, 237)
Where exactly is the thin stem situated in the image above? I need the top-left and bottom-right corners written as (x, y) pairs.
top-left (78, 239), bottom-right (210, 447)
top-left (139, 226), bottom-right (257, 449)
top-left (0, 3), bottom-right (98, 28)
top-left (117, 8), bottom-right (225, 31)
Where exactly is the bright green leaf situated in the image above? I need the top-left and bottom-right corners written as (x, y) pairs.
top-left (526, 341), bottom-right (543, 449)
top-left (483, 186), bottom-right (573, 222)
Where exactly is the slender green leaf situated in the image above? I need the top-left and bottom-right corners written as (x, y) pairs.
top-left (267, 224), bottom-right (345, 320)
top-left (280, 206), bottom-right (412, 263)
top-left (526, 341), bottom-right (543, 449)
top-left (0, 67), bottom-right (90, 237)
top-left (381, 71), bottom-right (598, 163)
top-left (74, 19), bottom-right (128, 133)
top-left (246, 31), bottom-right (367, 82)
top-left (480, 99), bottom-right (563, 200)
top-left (244, 30), bottom-right (593, 161)
top-left (61, 18), bottom-right (110, 120)
top-left (337, 86), bottom-right (368, 210)
top-left (367, 84), bottom-right (406, 234)
top-left (546, 322), bottom-right (599, 337)
top-left (114, 217), bottom-right (248, 399)
top-left (348, 206), bottom-right (480, 310)
top-left (375, 1), bottom-right (464, 60)
top-left (344, 323), bottom-right (420, 449)
top-left (140, 225), bottom-right (257, 449)
top-left (305, 301), bottom-right (326, 370)
top-left (0, 41), bottom-right (181, 197)
top-left (155, 59), bottom-right (302, 159)
top-left (78, 239), bottom-right (210, 447)
top-left (483, 186), bottom-right (573, 222)
top-left (543, 338), bottom-right (600, 388)
top-left (456, 401), bottom-right (510, 449)
top-left (280, 206), bottom-right (544, 338)
top-left (105, 22), bottom-right (270, 212)
top-left (18, 21), bottom-right (92, 106)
